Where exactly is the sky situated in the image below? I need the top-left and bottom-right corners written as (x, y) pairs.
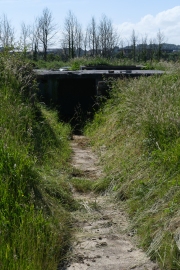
top-left (1, 0), bottom-right (180, 46)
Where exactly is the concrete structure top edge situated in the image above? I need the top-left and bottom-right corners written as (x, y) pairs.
top-left (34, 69), bottom-right (164, 77)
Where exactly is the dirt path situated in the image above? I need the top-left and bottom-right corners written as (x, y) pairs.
top-left (66, 135), bottom-right (159, 270)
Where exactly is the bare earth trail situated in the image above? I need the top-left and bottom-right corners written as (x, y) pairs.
top-left (66, 135), bottom-right (159, 270)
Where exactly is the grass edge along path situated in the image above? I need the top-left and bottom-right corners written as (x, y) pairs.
top-left (85, 64), bottom-right (180, 269)
top-left (0, 52), bottom-right (76, 270)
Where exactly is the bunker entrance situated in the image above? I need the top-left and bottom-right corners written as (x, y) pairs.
top-left (57, 78), bottom-right (98, 133)
top-left (39, 77), bottom-right (100, 134)
top-left (36, 66), bottom-right (164, 134)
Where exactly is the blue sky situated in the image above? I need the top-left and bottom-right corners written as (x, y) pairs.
top-left (1, 0), bottom-right (180, 45)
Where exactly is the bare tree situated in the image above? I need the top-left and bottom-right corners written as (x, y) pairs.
top-left (83, 27), bottom-right (89, 56)
top-left (29, 23), bottom-right (39, 61)
top-left (0, 14), bottom-right (14, 48)
top-left (19, 22), bottom-right (31, 53)
top-left (62, 10), bottom-right (79, 59)
top-left (75, 23), bottom-right (83, 57)
top-left (98, 15), bottom-right (119, 57)
top-left (87, 17), bottom-right (99, 56)
top-left (99, 15), bottom-right (108, 56)
top-left (131, 29), bottom-right (138, 62)
top-left (61, 39), bottom-right (69, 61)
top-left (36, 8), bottom-right (57, 61)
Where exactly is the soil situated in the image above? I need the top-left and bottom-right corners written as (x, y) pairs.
top-left (65, 135), bottom-right (159, 270)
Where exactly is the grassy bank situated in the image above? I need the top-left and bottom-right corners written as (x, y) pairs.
top-left (0, 52), bottom-right (74, 269)
top-left (85, 62), bottom-right (180, 269)
top-left (31, 56), bottom-right (146, 70)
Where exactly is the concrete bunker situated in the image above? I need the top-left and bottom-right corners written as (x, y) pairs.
top-left (35, 66), bottom-right (164, 132)
top-left (37, 76), bottom-right (98, 126)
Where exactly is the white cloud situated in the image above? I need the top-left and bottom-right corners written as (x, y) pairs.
top-left (116, 6), bottom-right (180, 45)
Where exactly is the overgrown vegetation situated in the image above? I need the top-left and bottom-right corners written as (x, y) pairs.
top-left (31, 55), bottom-right (173, 72)
top-left (85, 61), bottom-right (180, 269)
top-left (0, 52), bottom-right (75, 269)
top-left (2, 48), bottom-right (180, 269)
top-left (31, 55), bottom-right (134, 70)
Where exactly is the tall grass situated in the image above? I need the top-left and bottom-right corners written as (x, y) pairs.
top-left (85, 62), bottom-right (180, 269)
top-left (0, 52), bottom-right (74, 269)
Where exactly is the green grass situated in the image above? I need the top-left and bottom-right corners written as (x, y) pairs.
top-left (0, 52), bottom-right (75, 269)
top-left (69, 177), bottom-right (95, 193)
top-left (2, 51), bottom-right (180, 269)
top-left (31, 56), bottom-right (147, 70)
top-left (85, 62), bottom-right (180, 269)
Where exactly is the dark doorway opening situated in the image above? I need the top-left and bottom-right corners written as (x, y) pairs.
top-left (56, 78), bottom-right (97, 134)
top-left (38, 77), bottom-right (100, 134)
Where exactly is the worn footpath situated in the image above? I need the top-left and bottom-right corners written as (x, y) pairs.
top-left (65, 135), bottom-right (159, 270)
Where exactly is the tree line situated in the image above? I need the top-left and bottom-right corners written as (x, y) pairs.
top-left (0, 8), bottom-right (176, 62)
